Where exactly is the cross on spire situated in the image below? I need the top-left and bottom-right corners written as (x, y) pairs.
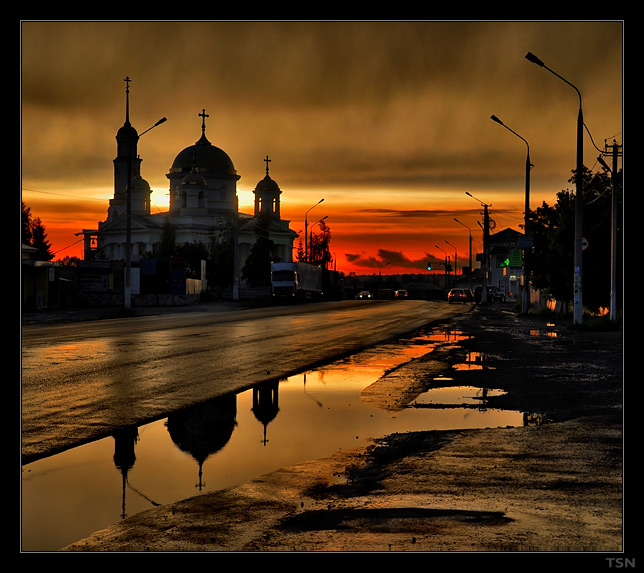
top-left (264, 155), bottom-right (271, 176)
top-left (124, 76), bottom-right (132, 123)
top-left (199, 109), bottom-right (209, 135)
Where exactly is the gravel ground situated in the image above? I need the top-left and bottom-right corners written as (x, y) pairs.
top-left (60, 304), bottom-right (626, 557)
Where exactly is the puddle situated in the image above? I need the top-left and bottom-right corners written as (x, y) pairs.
top-left (411, 385), bottom-right (506, 407)
top-left (21, 325), bottom-right (535, 552)
top-left (452, 351), bottom-right (495, 371)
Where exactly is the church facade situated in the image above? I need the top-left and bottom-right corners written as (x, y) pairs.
top-left (79, 82), bottom-right (297, 298)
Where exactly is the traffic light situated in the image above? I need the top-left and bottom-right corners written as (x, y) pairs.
top-left (427, 261), bottom-right (432, 270)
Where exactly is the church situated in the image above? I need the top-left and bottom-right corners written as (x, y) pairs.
top-left (79, 80), bottom-right (297, 301)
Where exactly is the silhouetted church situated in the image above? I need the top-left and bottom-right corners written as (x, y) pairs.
top-left (79, 79), bottom-right (297, 296)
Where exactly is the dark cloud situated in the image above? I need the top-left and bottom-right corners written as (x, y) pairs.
top-left (345, 248), bottom-right (437, 270)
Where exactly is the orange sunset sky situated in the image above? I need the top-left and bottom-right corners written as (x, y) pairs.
top-left (21, 21), bottom-right (623, 275)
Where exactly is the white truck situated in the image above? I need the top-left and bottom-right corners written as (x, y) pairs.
top-left (271, 262), bottom-right (323, 299)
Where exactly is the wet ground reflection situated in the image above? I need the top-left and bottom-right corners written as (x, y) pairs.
top-left (22, 324), bottom-right (534, 552)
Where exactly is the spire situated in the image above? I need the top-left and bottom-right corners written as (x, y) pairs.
top-left (124, 76), bottom-right (132, 125)
top-left (264, 155), bottom-right (271, 177)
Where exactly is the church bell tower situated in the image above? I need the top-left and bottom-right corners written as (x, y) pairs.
top-left (253, 155), bottom-right (281, 220)
top-left (109, 76), bottom-right (142, 220)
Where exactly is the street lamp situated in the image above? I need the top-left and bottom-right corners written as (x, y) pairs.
top-left (465, 192), bottom-right (491, 303)
top-left (454, 218), bottom-right (472, 290)
top-left (490, 114), bottom-right (532, 313)
top-left (435, 244), bottom-right (449, 289)
top-left (445, 240), bottom-right (458, 280)
top-left (526, 51), bottom-right (584, 324)
top-left (304, 199), bottom-right (324, 263)
top-left (125, 116), bottom-right (167, 310)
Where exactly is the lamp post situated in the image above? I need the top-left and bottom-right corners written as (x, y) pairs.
top-left (435, 244), bottom-right (449, 289)
top-left (466, 192), bottom-right (490, 303)
top-left (526, 51), bottom-right (584, 324)
top-left (445, 241), bottom-right (458, 281)
top-left (304, 199), bottom-right (324, 263)
top-left (490, 114), bottom-right (532, 313)
top-left (454, 218), bottom-right (472, 291)
top-left (125, 116), bottom-right (167, 310)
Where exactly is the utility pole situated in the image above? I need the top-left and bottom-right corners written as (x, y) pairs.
top-left (466, 192), bottom-right (491, 303)
top-left (598, 140), bottom-right (622, 323)
top-left (483, 203), bottom-right (490, 304)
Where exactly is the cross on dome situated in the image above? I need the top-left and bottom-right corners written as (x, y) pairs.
top-left (199, 109), bottom-right (209, 136)
top-left (264, 155), bottom-right (271, 176)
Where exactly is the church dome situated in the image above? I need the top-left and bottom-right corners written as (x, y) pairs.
top-left (116, 121), bottom-right (138, 140)
top-left (181, 170), bottom-right (208, 187)
top-left (170, 134), bottom-right (237, 176)
top-left (254, 175), bottom-right (281, 193)
top-left (131, 175), bottom-right (150, 192)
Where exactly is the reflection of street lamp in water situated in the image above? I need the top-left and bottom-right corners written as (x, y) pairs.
top-left (303, 373), bottom-right (323, 408)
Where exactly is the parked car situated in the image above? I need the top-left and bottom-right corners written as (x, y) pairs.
top-left (355, 290), bottom-right (374, 300)
top-left (488, 286), bottom-right (506, 302)
top-left (394, 289), bottom-right (408, 299)
top-left (447, 288), bottom-right (469, 304)
top-left (473, 285), bottom-right (505, 303)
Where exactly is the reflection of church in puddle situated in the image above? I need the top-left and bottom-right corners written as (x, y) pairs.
top-left (112, 381), bottom-right (280, 515)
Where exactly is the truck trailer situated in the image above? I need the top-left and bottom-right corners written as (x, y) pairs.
top-left (271, 262), bottom-right (323, 299)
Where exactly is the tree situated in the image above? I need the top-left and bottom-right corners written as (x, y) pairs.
top-left (295, 238), bottom-right (305, 262)
top-left (155, 217), bottom-right (176, 262)
top-left (22, 201), bottom-right (54, 261)
top-left (22, 202), bottom-right (33, 245)
top-left (527, 166), bottom-right (622, 314)
top-left (241, 214), bottom-right (274, 287)
top-left (242, 235), bottom-right (274, 287)
top-left (309, 219), bottom-right (332, 269)
top-left (208, 228), bottom-right (234, 289)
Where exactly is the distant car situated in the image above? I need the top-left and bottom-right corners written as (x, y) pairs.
top-left (394, 289), bottom-right (408, 299)
top-left (355, 290), bottom-right (374, 300)
top-left (447, 288), bottom-right (469, 304)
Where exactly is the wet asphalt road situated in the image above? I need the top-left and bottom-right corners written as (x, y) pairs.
top-left (21, 300), bottom-right (469, 463)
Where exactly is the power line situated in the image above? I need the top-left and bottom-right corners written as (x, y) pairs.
top-left (21, 188), bottom-right (107, 202)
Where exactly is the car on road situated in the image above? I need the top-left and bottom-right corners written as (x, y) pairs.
top-left (355, 290), bottom-right (374, 300)
top-left (447, 288), bottom-right (469, 304)
top-left (394, 289), bottom-right (408, 299)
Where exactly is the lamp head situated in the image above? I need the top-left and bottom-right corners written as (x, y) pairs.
top-left (525, 52), bottom-right (544, 67)
top-left (490, 115), bottom-right (503, 125)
